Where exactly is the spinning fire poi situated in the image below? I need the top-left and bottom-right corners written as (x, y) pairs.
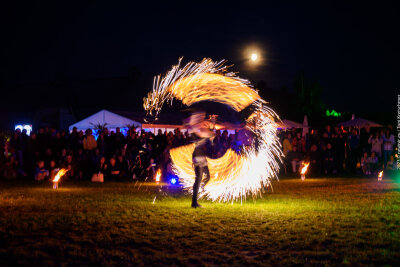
top-left (143, 58), bottom-right (283, 203)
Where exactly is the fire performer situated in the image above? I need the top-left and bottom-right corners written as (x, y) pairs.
top-left (188, 111), bottom-right (215, 208)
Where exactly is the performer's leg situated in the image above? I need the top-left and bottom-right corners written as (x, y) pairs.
top-left (192, 165), bottom-right (203, 207)
top-left (201, 165), bottom-right (210, 187)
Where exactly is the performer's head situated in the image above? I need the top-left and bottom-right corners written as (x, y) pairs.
top-left (187, 111), bottom-right (214, 138)
top-left (188, 111), bottom-right (206, 126)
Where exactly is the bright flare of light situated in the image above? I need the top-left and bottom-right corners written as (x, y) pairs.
top-left (155, 169), bottom-right (161, 183)
top-left (251, 53), bottom-right (258, 61)
top-left (52, 168), bottom-right (68, 183)
top-left (144, 58), bottom-right (283, 202)
top-left (300, 163), bottom-right (310, 175)
top-left (378, 171), bottom-right (383, 181)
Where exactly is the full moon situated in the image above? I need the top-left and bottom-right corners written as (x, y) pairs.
top-left (250, 53), bottom-right (258, 61)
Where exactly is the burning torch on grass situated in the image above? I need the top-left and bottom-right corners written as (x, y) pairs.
top-left (154, 169), bottom-right (161, 184)
top-left (378, 171), bottom-right (383, 181)
top-left (52, 168), bottom-right (68, 189)
top-left (300, 162), bottom-right (309, 181)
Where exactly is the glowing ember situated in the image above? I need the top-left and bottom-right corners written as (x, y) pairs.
top-left (378, 171), bottom-right (383, 181)
top-left (144, 58), bottom-right (283, 202)
top-left (52, 168), bottom-right (68, 189)
top-left (155, 169), bottom-right (161, 183)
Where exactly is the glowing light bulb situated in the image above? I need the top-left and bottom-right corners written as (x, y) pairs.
top-left (251, 53), bottom-right (258, 61)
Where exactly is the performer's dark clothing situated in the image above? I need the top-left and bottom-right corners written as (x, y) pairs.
top-left (191, 138), bottom-right (212, 207)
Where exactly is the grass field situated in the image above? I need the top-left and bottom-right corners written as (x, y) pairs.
top-left (1, 176), bottom-right (399, 266)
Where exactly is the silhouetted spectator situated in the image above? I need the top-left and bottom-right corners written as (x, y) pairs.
top-left (382, 129), bottom-right (395, 168)
top-left (323, 143), bottom-right (335, 174)
top-left (308, 144), bottom-right (321, 176)
top-left (286, 146), bottom-right (303, 173)
top-left (347, 129), bottom-right (360, 174)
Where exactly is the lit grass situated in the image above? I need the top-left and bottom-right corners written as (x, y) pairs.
top-left (0, 177), bottom-right (399, 265)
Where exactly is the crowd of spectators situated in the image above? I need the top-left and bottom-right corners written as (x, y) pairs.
top-left (281, 125), bottom-right (397, 177)
top-left (0, 126), bottom-right (238, 182)
top-left (0, 124), bottom-right (397, 182)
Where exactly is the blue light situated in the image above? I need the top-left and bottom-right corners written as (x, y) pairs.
top-left (170, 177), bottom-right (177, 185)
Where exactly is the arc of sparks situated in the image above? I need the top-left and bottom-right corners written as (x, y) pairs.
top-left (144, 58), bottom-right (283, 202)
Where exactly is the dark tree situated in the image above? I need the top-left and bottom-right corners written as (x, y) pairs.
top-left (293, 71), bottom-right (326, 121)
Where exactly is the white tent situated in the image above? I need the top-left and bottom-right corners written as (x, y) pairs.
top-left (69, 110), bottom-right (141, 132)
top-left (276, 119), bottom-right (309, 129)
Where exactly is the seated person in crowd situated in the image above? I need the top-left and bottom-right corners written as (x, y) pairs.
top-left (386, 155), bottom-right (396, 171)
top-left (96, 156), bottom-right (108, 174)
top-left (3, 156), bottom-right (19, 179)
top-left (48, 160), bottom-right (59, 180)
top-left (145, 158), bottom-right (156, 180)
top-left (35, 160), bottom-right (49, 181)
top-left (92, 156), bottom-right (107, 182)
top-left (286, 146), bottom-right (303, 173)
top-left (61, 154), bottom-right (76, 180)
top-left (360, 152), bottom-right (371, 175)
top-left (107, 157), bottom-right (121, 181)
top-left (367, 151), bottom-right (379, 174)
top-left (117, 154), bottom-right (129, 178)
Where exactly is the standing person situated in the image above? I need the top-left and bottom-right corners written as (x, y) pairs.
top-left (347, 129), bottom-right (360, 174)
top-left (368, 132), bottom-right (383, 158)
top-left (9, 129), bottom-right (23, 168)
top-left (282, 133), bottom-right (293, 156)
top-left (96, 131), bottom-right (107, 156)
top-left (292, 132), bottom-right (306, 153)
top-left (323, 143), bottom-right (335, 175)
top-left (83, 129), bottom-right (97, 152)
top-left (382, 129), bottom-right (395, 168)
top-left (188, 112), bottom-right (214, 208)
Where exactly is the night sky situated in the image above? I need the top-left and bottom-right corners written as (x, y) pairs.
top-left (1, 1), bottom-right (399, 115)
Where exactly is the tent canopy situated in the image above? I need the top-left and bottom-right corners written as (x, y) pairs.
top-left (69, 110), bottom-right (141, 131)
top-left (277, 119), bottom-right (309, 129)
top-left (336, 116), bottom-right (382, 128)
